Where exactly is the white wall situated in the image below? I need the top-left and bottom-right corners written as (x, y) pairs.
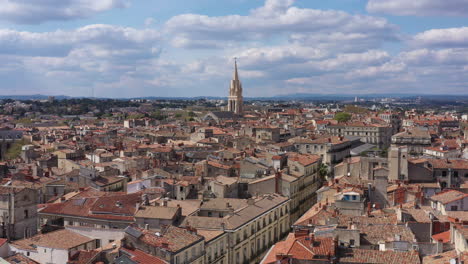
top-left (66, 226), bottom-right (124, 247)
top-left (127, 179), bottom-right (152, 194)
top-left (10, 245), bottom-right (69, 264)
top-left (445, 197), bottom-right (468, 211)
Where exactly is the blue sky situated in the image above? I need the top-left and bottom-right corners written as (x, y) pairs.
top-left (0, 0), bottom-right (467, 98)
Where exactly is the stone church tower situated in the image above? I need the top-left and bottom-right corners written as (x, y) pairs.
top-left (227, 59), bottom-right (243, 114)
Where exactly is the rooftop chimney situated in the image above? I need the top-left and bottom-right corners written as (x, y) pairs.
top-left (275, 170), bottom-right (282, 195)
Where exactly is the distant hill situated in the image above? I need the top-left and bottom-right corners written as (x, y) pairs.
top-left (0, 94), bottom-right (71, 100)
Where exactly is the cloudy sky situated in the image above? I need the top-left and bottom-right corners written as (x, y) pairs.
top-left (0, 0), bottom-right (467, 98)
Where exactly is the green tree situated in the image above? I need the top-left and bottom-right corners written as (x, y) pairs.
top-left (150, 110), bottom-right (166, 120)
top-left (4, 139), bottom-right (28, 160)
top-left (344, 105), bottom-right (369, 114)
top-left (334, 112), bottom-right (352, 123)
top-left (126, 113), bottom-right (145, 120)
top-left (318, 163), bottom-right (328, 179)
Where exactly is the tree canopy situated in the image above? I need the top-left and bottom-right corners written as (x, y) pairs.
top-left (334, 112), bottom-right (352, 123)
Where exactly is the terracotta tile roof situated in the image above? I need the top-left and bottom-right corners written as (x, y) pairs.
top-left (432, 230), bottom-right (450, 243)
top-left (213, 175), bottom-right (238, 185)
top-left (429, 159), bottom-right (468, 170)
top-left (445, 211), bottom-right (468, 222)
top-left (68, 250), bottom-right (100, 264)
top-left (337, 215), bottom-right (397, 227)
top-left (263, 233), bottom-right (335, 264)
top-left (4, 253), bottom-right (40, 264)
top-left (90, 193), bottom-right (141, 215)
top-left (196, 229), bottom-right (224, 242)
top-left (11, 229), bottom-right (94, 251)
top-left (153, 199), bottom-right (201, 216)
top-left (422, 250), bottom-right (459, 264)
top-left (430, 189), bottom-right (468, 204)
top-left (40, 192), bottom-right (141, 222)
top-left (294, 204), bottom-right (334, 227)
top-left (207, 160), bottom-right (231, 170)
top-left (92, 175), bottom-right (126, 187)
top-left (200, 198), bottom-right (247, 211)
top-left (120, 247), bottom-right (168, 264)
top-left (126, 225), bottom-right (203, 253)
top-left (135, 206), bottom-right (179, 220)
top-left (287, 153), bottom-right (321, 166)
top-left (339, 248), bottom-right (421, 263)
top-left (358, 224), bottom-right (416, 245)
top-left (399, 207), bottom-right (434, 223)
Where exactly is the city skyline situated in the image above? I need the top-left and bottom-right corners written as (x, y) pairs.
top-left (0, 0), bottom-right (468, 98)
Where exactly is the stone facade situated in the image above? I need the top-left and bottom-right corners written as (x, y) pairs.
top-left (0, 187), bottom-right (38, 240)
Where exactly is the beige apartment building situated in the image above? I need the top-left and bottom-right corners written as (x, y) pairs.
top-left (182, 194), bottom-right (290, 264)
top-left (289, 136), bottom-right (353, 166)
top-left (247, 153), bottom-right (322, 223)
top-left (327, 122), bottom-right (393, 149)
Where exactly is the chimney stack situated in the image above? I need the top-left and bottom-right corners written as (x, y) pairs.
top-left (275, 170), bottom-right (282, 195)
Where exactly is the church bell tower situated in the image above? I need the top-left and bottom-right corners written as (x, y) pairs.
top-left (227, 59), bottom-right (243, 114)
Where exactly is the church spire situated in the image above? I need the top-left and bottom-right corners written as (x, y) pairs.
top-left (227, 58), bottom-right (243, 114)
top-left (233, 57), bottom-right (239, 81)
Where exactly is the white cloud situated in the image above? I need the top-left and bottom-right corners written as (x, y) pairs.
top-left (400, 48), bottom-right (468, 65)
top-left (0, 24), bottom-right (164, 97)
top-left (412, 27), bottom-right (468, 47)
top-left (0, 25), bottom-right (160, 57)
top-left (347, 62), bottom-right (406, 78)
top-left (165, 0), bottom-right (398, 49)
top-left (366, 0), bottom-right (468, 16)
top-left (0, 0), bottom-right (130, 24)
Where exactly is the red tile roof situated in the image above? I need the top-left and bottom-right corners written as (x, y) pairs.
top-left (430, 190), bottom-right (468, 204)
top-left (121, 247), bottom-right (168, 264)
top-left (339, 248), bottom-right (421, 264)
top-left (262, 233), bottom-right (335, 264)
top-left (288, 153), bottom-right (321, 166)
top-left (432, 230), bottom-right (450, 243)
top-left (40, 192), bottom-right (141, 222)
top-left (127, 225), bottom-right (203, 253)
